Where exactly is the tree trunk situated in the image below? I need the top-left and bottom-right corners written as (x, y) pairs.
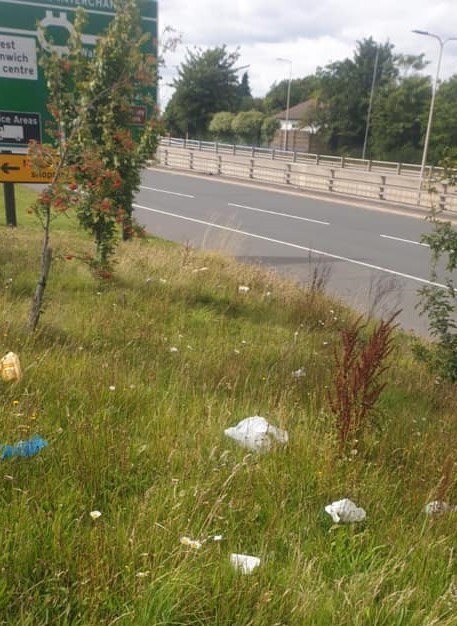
top-left (29, 246), bottom-right (52, 332)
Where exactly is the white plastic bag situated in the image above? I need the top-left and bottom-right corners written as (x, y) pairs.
top-left (230, 553), bottom-right (260, 574)
top-left (324, 498), bottom-right (366, 523)
top-left (224, 416), bottom-right (288, 451)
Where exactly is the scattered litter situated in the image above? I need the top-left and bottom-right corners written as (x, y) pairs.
top-left (90, 510), bottom-right (102, 520)
top-left (238, 285), bottom-right (250, 293)
top-left (424, 501), bottom-right (456, 515)
top-left (180, 536), bottom-right (202, 550)
top-left (108, 385), bottom-right (116, 391)
top-left (192, 267), bottom-right (209, 273)
top-left (170, 347), bottom-right (179, 353)
top-left (1, 435), bottom-right (48, 460)
top-left (213, 535), bottom-right (223, 542)
top-left (230, 553), bottom-right (260, 574)
top-left (0, 352), bottom-right (22, 382)
top-left (292, 368), bottom-right (306, 379)
top-left (324, 498), bottom-right (366, 523)
top-left (224, 416), bottom-right (288, 451)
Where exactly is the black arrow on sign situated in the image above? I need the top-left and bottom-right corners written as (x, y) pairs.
top-left (1, 162), bottom-right (20, 174)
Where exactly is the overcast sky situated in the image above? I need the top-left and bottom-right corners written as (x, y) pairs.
top-left (158, 0), bottom-right (457, 110)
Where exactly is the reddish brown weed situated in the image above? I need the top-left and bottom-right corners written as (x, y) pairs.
top-left (328, 313), bottom-right (398, 451)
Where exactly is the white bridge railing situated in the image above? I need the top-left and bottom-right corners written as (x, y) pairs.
top-left (156, 141), bottom-right (457, 212)
top-left (159, 136), bottom-right (441, 178)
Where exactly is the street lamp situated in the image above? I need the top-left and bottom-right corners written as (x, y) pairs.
top-left (276, 57), bottom-right (292, 151)
top-left (362, 45), bottom-right (380, 161)
top-left (412, 30), bottom-right (457, 204)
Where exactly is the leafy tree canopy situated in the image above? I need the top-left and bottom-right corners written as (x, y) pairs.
top-left (164, 46), bottom-right (241, 138)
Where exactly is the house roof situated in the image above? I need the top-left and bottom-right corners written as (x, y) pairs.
top-left (275, 99), bottom-right (317, 121)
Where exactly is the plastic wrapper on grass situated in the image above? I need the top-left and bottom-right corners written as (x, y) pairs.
top-left (324, 498), bottom-right (366, 524)
top-left (230, 553), bottom-right (260, 574)
top-left (224, 416), bottom-right (288, 451)
top-left (1, 435), bottom-right (48, 460)
top-left (0, 352), bottom-right (22, 382)
top-left (424, 501), bottom-right (457, 515)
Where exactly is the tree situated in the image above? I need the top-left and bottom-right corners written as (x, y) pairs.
top-left (429, 76), bottom-right (457, 164)
top-left (231, 110), bottom-right (264, 145)
top-left (261, 116), bottom-right (280, 145)
top-left (317, 38), bottom-right (398, 155)
top-left (237, 71), bottom-right (254, 111)
top-left (370, 76), bottom-right (431, 162)
top-left (208, 111), bottom-right (235, 142)
top-left (29, 0), bottom-right (159, 330)
top-left (264, 76), bottom-right (320, 113)
top-left (164, 46), bottom-right (241, 138)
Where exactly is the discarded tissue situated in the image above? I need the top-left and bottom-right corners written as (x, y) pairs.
top-left (0, 352), bottom-right (22, 382)
top-left (424, 501), bottom-right (456, 515)
top-left (1, 435), bottom-right (48, 460)
top-left (224, 416), bottom-right (288, 451)
top-left (230, 553), bottom-right (260, 574)
top-left (324, 498), bottom-right (366, 524)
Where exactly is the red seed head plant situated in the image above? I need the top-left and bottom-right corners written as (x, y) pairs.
top-left (328, 312), bottom-right (399, 453)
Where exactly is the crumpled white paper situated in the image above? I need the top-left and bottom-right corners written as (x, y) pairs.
top-left (230, 553), bottom-right (260, 574)
top-left (224, 416), bottom-right (288, 451)
top-left (424, 500), bottom-right (456, 515)
top-left (324, 498), bottom-right (366, 523)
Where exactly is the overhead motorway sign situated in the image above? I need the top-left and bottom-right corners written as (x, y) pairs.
top-left (0, 0), bottom-right (158, 150)
top-left (0, 153), bottom-right (54, 182)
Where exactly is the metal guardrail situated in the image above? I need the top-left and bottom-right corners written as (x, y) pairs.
top-left (160, 136), bottom-right (441, 179)
top-left (156, 145), bottom-right (457, 212)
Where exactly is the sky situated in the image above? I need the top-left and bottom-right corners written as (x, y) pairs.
top-left (158, 0), bottom-right (457, 111)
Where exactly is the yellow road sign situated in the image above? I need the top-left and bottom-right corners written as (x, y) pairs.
top-left (0, 153), bottom-right (54, 183)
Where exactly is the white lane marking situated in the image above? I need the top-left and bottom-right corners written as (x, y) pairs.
top-left (139, 185), bottom-right (195, 199)
top-left (228, 202), bottom-right (330, 226)
top-left (380, 234), bottom-right (430, 248)
top-left (133, 203), bottom-right (447, 289)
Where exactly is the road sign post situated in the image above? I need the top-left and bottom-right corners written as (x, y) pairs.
top-left (3, 182), bottom-right (16, 226)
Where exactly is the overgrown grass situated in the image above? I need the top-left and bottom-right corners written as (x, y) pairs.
top-left (1, 190), bottom-right (457, 625)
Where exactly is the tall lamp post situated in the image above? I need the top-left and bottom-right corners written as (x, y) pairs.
top-left (276, 57), bottom-right (292, 151)
top-left (362, 44), bottom-right (380, 161)
top-left (412, 30), bottom-right (457, 204)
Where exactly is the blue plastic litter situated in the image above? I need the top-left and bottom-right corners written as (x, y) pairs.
top-left (1, 435), bottom-right (48, 460)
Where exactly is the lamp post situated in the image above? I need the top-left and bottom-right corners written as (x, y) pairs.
top-left (362, 44), bottom-right (380, 161)
top-left (276, 57), bottom-right (292, 151)
top-left (412, 30), bottom-right (457, 204)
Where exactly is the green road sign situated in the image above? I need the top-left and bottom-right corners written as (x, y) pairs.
top-left (0, 0), bottom-right (158, 149)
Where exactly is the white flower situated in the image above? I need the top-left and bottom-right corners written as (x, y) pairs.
top-left (292, 368), bottom-right (306, 379)
top-left (224, 416), bottom-right (288, 451)
top-left (324, 498), bottom-right (366, 524)
top-left (238, 285), bottom-right (250, 293)
top-left (230, 553), bottom-right (260, 574)
top-left (180, 536), bottom-right (202, 550)
top-left (90, 510), bottom-right (102, 520)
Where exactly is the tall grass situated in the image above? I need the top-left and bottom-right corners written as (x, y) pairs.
top-left (1, 191), bottom-right (457, 625)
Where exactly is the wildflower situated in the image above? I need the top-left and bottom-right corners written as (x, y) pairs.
top-left (180, 536), bottom-right (202, 550)
top-left (324, 498), bottom-right (366, 524)
top-left (230, 553), bottom-right (260, 574)
top-left (238, 285), bottom-right (250, 293)
top-left (90, 510), bottom-right (102, 520)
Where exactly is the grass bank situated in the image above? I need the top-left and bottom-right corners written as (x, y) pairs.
top-left (1, 185), bottom-right (457, 625)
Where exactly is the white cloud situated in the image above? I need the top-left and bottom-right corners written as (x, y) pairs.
top-left (158, 0), bottom-right (457, 109)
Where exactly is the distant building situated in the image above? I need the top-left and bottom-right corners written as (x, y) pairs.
top-left (272, 99), bottom-right (323, 153)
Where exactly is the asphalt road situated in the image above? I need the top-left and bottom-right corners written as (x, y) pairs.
top-left (134, 168), bottom-right (452, 336)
